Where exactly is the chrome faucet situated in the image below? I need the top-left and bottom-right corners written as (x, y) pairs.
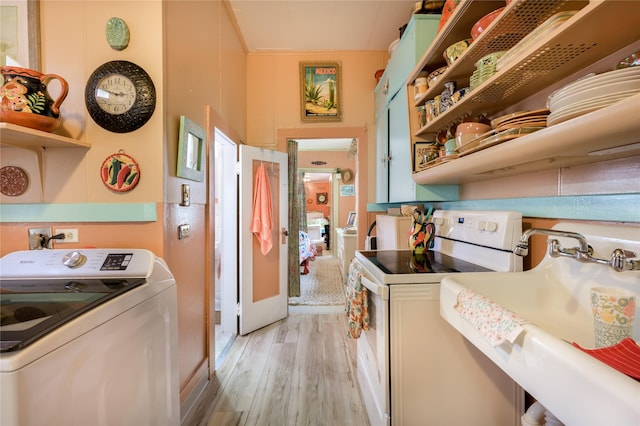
top-left (513, 228), bottom-right (640, 272)
top-left (513, 228), bottom-right (590, 257)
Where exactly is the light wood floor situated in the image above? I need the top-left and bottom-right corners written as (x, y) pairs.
top-left (182, 313), bottom-right (370, 426)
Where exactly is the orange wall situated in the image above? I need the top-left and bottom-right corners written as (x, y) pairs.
top-left (305, 181), bottom-right (331, 218)
top-left (247, 52), bottom-right (386, 207)
top-left (0, 0), bottom-right (247, 411)
top-left (163, 0), bottom-right (247, 406)
top-left (298, 150), bottom-right (356, 228)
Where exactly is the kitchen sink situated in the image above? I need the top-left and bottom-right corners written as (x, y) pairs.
top-left (440, 222), bottom-right (640, 425)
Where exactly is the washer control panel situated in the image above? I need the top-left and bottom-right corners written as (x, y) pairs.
top-left (0, 249), bottom-right (153, 279)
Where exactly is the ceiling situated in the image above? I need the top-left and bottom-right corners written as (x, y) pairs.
top-left (227, 0), bottom-right (428, 52)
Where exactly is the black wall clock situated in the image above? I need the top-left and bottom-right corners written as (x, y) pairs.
top-left (316, 192), bottom-right (328, 204)
top-left (85, 60), bottom-right (156, 133)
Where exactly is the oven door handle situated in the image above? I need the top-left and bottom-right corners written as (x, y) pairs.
top-left (360, 274), bottom-right (389, 300)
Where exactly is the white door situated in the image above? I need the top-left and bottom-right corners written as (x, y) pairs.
top-left (214, 129), bottom-right (238, 336)
top-left (238, 145), bottom-right (289, 335)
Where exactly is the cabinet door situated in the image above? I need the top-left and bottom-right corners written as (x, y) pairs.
top-left (388, 88), bottom-right (416, 203)
top-left (375, 105), bottom-right (389, 203)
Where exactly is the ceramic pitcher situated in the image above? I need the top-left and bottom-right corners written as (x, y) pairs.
top-left (408, 210), bottom-right (435, 254)
top-left (0, 66), bottom-right (68, 132)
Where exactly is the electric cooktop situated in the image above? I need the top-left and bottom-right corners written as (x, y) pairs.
top-left (359, 250), bottom-right (492, 275)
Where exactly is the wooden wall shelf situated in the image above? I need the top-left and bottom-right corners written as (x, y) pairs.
top-left (407, 0), bottom-right (640, 185)
top-left (0, 123), bottom-right (90, 149)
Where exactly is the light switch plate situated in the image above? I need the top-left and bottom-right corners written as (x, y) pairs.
top-left (178, 224), bottom-right (191, 240)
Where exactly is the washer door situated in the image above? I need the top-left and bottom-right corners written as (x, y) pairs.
top-left (0, 278), bottom-right (145, 352)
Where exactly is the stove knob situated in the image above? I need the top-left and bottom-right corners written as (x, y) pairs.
top-left (433, 217), bottom-right (445, 226)
top-left (62, 251), bottom-right (86, 268)
top-left (486, 221), bottom-right (498, 232)
top-left (476, 221), bottom-right (487, 231)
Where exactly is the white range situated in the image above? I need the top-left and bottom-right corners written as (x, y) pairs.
top-left (352, 210), bottom-right (525, 426)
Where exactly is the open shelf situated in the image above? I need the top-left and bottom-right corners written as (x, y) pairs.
top-left (409, 0), bottom-right (589, 112)
top-left (408, 0), bottom-right (640, 184)
top-left (0, 123), bottom-right (90, 149)
top-left (412, 94), bottom-right (640, 184)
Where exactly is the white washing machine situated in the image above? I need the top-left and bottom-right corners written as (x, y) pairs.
top-left (0, 249), bottom-right (179, 426)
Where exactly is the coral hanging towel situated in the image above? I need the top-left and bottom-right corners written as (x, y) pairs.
top-left (250, 163), bottom-right (273, 255)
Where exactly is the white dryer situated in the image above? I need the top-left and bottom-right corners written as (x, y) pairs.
top-left (0, 249), bottom-right (179, 426)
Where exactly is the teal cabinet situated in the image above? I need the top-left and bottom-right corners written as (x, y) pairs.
top-left (385, 14), bottom-right (442, 100)
top-left (375, 14), bottom-right (458, 203)
top-left (375, 100), bottom-right (390, 203)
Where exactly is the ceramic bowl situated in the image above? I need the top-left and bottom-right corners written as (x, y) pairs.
top-left (444, 138), bottom-right (457, 155)
top-left (427, 66), bottom-right (448, 88)
top-left (456, 122), bottom-right (491, 136)
top-left (443, 39), bottom-right (473, 66)
top-left (471, 7), bottom-right (504, 40)
top-left (455, 122), bottom-right (492, 148)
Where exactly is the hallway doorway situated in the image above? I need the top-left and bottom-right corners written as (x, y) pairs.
top-left (292, 138), bottom-right (356, 308)
top-left (277, 126), bottom-right (369, 254)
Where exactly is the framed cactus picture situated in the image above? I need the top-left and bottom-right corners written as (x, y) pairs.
top-left (300, 62), bottom-right (342, 122)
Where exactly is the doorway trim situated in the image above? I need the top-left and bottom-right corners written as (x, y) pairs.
top-left (277, 127), bottom-right (368, 250)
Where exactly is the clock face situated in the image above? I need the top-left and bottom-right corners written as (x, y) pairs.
top-left (95, 74), bottom-right (136, 114)
top-left (85, 60), bottom-right (156, 133)
top-left (316, 192), bottom-right (328, 204)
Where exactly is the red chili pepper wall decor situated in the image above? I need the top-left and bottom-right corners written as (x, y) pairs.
top-left (100, 150), bottom-right (140, 192)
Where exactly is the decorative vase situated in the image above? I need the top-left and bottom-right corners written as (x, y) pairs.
top-left (0, 66), bottom-right (69, 132)
top-left (408, 210), bottom-right (435, 254)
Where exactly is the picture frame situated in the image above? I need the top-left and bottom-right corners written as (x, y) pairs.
top-left (0, 0), bottom-right (41, 70)
top-left (300, 61), bottom-right (342, 122)
top-left (414, 142), bottom-right (438, 171)
top-left (346, 211), bottom-right (357, 228)
top-left (177, 115), bottom-right (206, 182)
top-left (340, 185), bottom-right (354, 197)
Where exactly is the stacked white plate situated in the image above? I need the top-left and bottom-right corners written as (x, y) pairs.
top-left (547, 67), bottom-right (640, 126)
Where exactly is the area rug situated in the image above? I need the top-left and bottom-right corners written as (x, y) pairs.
top-left (289, 255), bottom-right (345, 306)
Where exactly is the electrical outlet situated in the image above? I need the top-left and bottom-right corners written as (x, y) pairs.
top-left (28, 227), bottom-right (52, 250)
top-left (55, 228), bottom-right (79, 243)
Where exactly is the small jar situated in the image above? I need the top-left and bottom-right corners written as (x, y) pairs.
top-left (414, 72), bottom-right (428, 99)
top-left (417, 105), bottom-right (426, 127)
top-left (433, 95), bottom-right (442, 117)
top-left (424, 100), bottom-right (435, 123)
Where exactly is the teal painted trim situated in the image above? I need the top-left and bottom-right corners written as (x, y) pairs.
top-left (367, 202), bottom-right (430, 212)
top-left (0, 203), bottom-right (158, 223)
top-left (368, 194), bottom-right (640, 223)
top-left (415, 184), bottom-right (459, 202)
top-left (367, 203), bottom-right (393, 212)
